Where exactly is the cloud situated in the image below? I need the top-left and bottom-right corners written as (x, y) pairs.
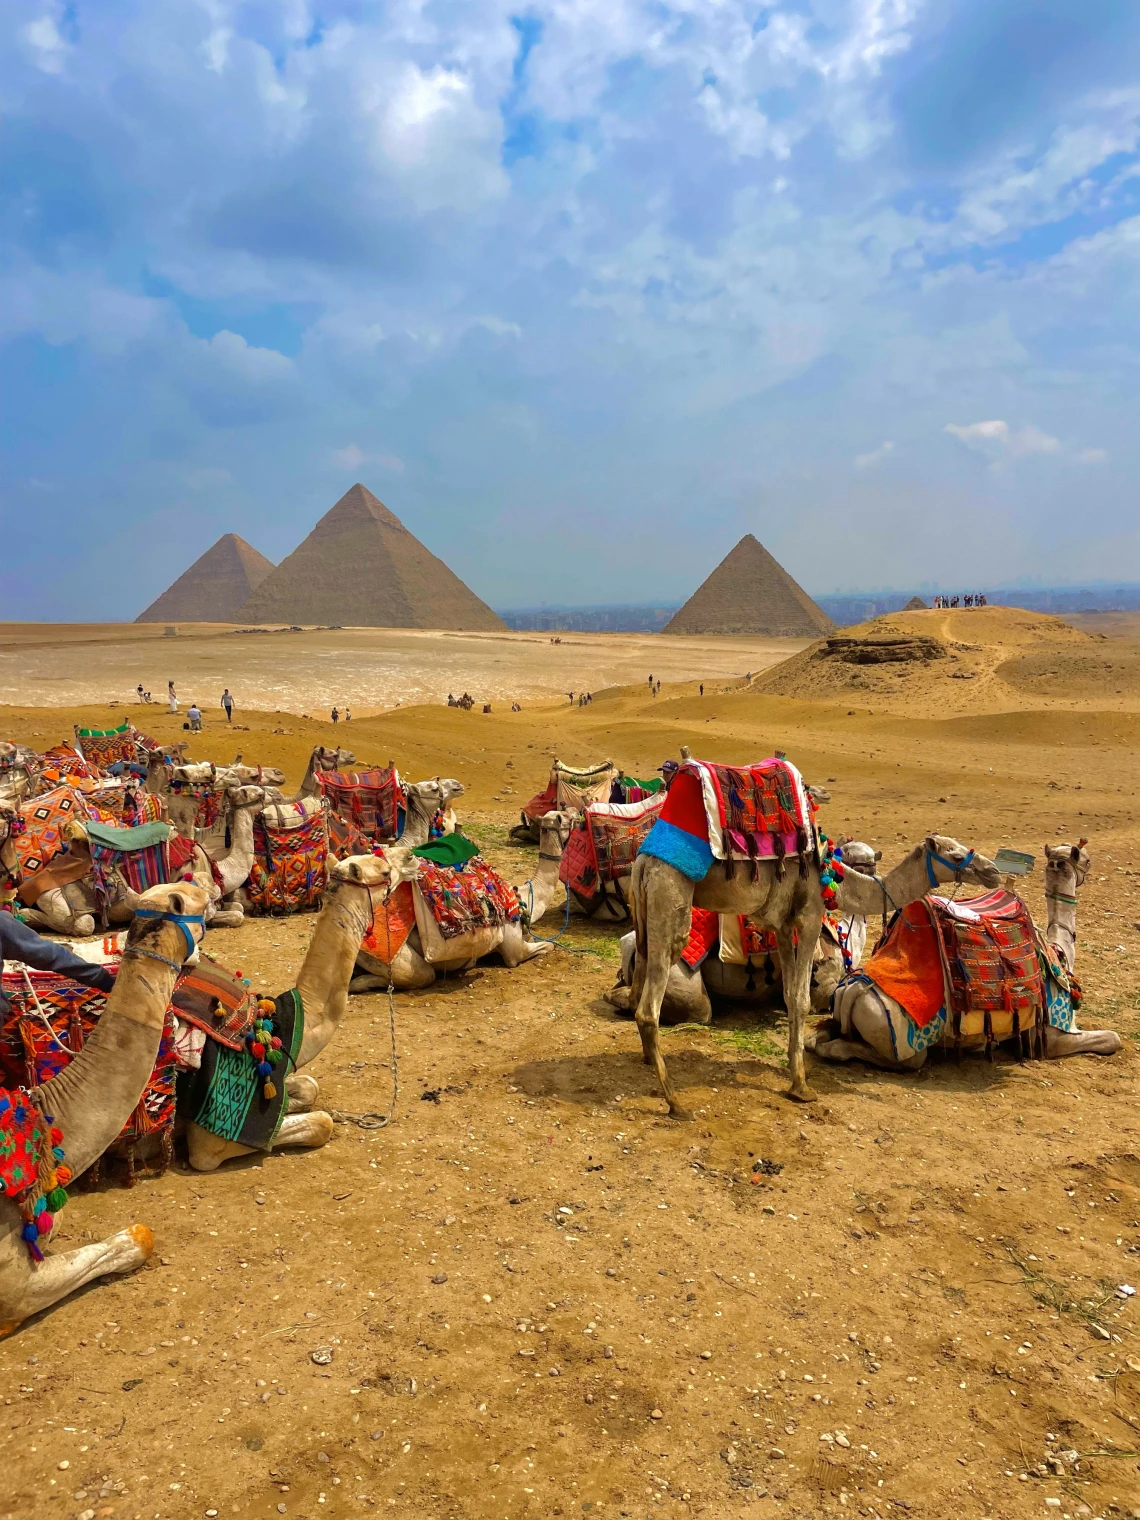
top-left (1078, 447), bottom-right (1108, 463)
top-left (22, 14), bottom-right (68, 74)
top-left (854, 440), bottom-right (895, 469)
top-left (944, 420), bottom-right (1062, 459)
top-left (332, 444), bottom-right (404, 473)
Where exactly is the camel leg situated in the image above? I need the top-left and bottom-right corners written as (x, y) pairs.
top-left (498, 923), bottom-right (552, 968)
top-left (0, 1225), bottom-right (154, 1337)
top-left (185, 1113), bottom-right (335, 1171)
top-left (207, 908), bottom-right (244, 930)
top-left (631, 862), bottom-right (693, 1120)
top-left (810, 988), bottom-right (927, 1072)
top-left (775, 917), bottom-right (820, 1102)
top-left (1043, 1026), bottom-right (1123, 1058)
top-left (285, 1073), bottom-right (319, 1112)
top-left (350, 972), bottom-right (391, 994)
top-left (27, 888), bottom-right (95, 938)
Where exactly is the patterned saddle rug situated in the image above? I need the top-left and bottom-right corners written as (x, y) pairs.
top-left (14, 786), bottom-right (89, 877)
top-left (317, 767), bottom-right (401, 843)
top-left (860, 890), bottom-right (1049, 1049)
top-left (74, 722), bottom-right (138, 770)
top-left (641, 757), bottom-right (817, 882)
top-left (246, 799), bottom-right (328, 915)
top-left (411, 855), bottom-right (520, 963)
top-left (560, 794), bottom-right (665, 897)
top-left (522, 761), bottom-right (618, 825)
top-left (180, 989), bottom-right (304, 1152)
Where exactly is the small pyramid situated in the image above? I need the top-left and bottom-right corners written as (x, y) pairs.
top-left (234, 484), bottom-right (505, 630)
top-left (904, 595), bottom-right (927, 611)
top-left (136, 533), bottom-right (276, 623)
top-left (661, 535), bottom-right (835, 637)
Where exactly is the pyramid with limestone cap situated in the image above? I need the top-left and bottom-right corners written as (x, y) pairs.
top-left (661, 534), bottom-right (835, 637)
top-left (136, 533), bottom-right (276, 623)
top-left (234, 484), bottom-right (505, 630)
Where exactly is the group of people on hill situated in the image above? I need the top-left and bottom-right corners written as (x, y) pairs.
top-left (932, 593), bottom-right (988, 608)
top-left (135, 682), bottom-right (236, 730)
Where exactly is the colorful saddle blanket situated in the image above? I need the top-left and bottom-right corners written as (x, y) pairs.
top-left (559, 794), bottom-right (665, 895)
top-left (180, 989), bottom-right (303, 1151)
top-left (75, 722), bottom-right (137, 770)
top-left (246, 802), bottom-right (328, 914)
top-left (641, 758), bottom-right (816, 882)
top-left (609, 775), bottom-right (664, 804)
top-left (87, 820), bottom-right (173, 901)
top-left (415, 856), bottom-right (520, 940)
top-left (522, 762), bottom-right (618, 824)
top-left (14, 786), bottom-right (89, 877)
top-left (362, 882), bottom-right (418, 964)
top-left (862, 890), bottom-right (1046, 1038)
top-left (317, 767), bottom-right (401, 842)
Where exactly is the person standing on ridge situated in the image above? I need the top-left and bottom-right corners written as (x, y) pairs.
top-left (331, 706), bottom-right (339, 725)
top-left (168, 680), bottom-right (178, 713)
top-left (221, 689), bottom-right (234, 723)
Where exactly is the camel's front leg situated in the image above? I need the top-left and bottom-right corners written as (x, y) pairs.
top-left (776, 916), bottom-right (821, 1102)
top-left (285, 1073), bottom-right (319, 1113)
top-left (498, 923), bottom-right (552, 967)
top-left (185, 1114), bottom-right (334, 1171)
top-left (631, 860), bottom-right (694, 1120)
top-left (1043, 1026), bottom-right (1123, 1058)
top-left (0, 1225), bottom-right (154, 1337)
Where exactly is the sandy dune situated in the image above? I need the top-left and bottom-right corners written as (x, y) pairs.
top-left (2, 606), bottom-right (1139, 1519)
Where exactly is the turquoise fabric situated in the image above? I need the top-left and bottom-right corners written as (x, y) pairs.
top-left (85, 820), bottom-right (171, 853)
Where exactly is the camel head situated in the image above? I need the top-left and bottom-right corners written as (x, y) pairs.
top-left (1044, 840), bottom-right (1091, 893)
top-left (128, 880), bottom-right (210, 959)
top-left (838, 839), bottom-right (881, 876)
top-left (173, 762), bottom-right (217, 787)
top-left (537, 808), bottom-right (575, 854)
top-left (920, 834), bottom-right (1001, 889)
top-left (332, 850), bottom-right (417, 894)
top-left (405, 777), bottom-right (465, 813)
top-left (223, 783), bottom-right (268, 811)
top-left (228, 763), bottom-right (287, 787)
top-left (312, 745), bottom-right (355, 772)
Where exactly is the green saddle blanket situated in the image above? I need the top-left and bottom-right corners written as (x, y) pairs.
top-left (86, 820), bottom-right (171, 853)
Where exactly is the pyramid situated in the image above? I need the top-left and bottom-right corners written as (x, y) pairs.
top-left (661, 534), bottom-right (835, 637)
top-left (234, 484), bottom-right (505, 630)
top-left (904, 595), bottom-right (927, 611)
top-left (136, 533), bottom-right (276, 623)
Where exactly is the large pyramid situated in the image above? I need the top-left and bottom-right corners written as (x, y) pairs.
top-left (136, 533), bottom-right (276, 623)
top-left (662, 534), bottom-right (835, 637)
top-left (234, 484), bottom-right (505, 630)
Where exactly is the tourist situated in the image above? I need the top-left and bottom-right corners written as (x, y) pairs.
top-left (168, 680), bottom-right (178, 713)
top-left (0, 914), bottom-right (115, 1023)
top-left (221, 688), bottom-right (234, 723)
top-left (331, 706), bottom-right (339, 724)
top-left (143, 690), bottom-right (152, 703)
top-left (568, 692), bottom-right (575, 705)
top-left (136, 683), bottom-right (144, 702)
top-left (699, 683), bottom-right (704, 697)
top-left (345, 706), bottom-right (351, 723)
top-left (511, 701), bottom-right (521, 712)
top-left (188, 702), bottom-right (202, 732)
top-left (647, 673), bottom-right (654, 686)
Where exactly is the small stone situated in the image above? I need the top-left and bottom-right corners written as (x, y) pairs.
top-left (206, 1511), bottom-right (219, 1517)
top-left (699, 1351), bottom-right (713, 1360)
top-left (769, 1448), bottom-right (785, 1460)
top-left (78, 1512), bottom-right (96, 1520)
top-left (276, 1385), bottom-right (288, 1395)
top-left (370, 1430), bottom-right (384, 1441)
top-left (278, 1507), bottom-right (287, 1515)
top-left (482, 1294), bottom-right (492, 1303)
top-left (605, 1267), bottom-right (617, 1278)
top-left (317, 1452), bottom-right (330, 1463)
top-left (1044, 1502), bottom-right (1061, 1511)
top-left (431, 1274), bottom-right (448, 1285)
top-left (650, 1409), bottom-right (664, 1420)
top-left (58, 1461), bottom-right (70, 1470)
top-left (310, 1347), bottom-right (334, 1365)
top-left (834, 1433), bottom-right (850, 1449)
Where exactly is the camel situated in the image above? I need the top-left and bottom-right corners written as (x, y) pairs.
top-left (609, 835), bottom-right (997, 1024)
top-left (349, 810), bottom-right (573, 993)
top-left (399, 778), bottom-right (464, 848)
top-left (814, 841), bottom-right (1119, 1069)
top-left (0, 880), bottom-right (209, 1336)
top-left (185, 853), bottom-right (397, 1169)
top-left (20, 789), bottom-right (267, 937)
top-left (297, 745), bottom-right (356, 799)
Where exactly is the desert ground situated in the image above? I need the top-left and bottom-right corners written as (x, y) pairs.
top-left (2, 607), bottom-right (1140, 1520)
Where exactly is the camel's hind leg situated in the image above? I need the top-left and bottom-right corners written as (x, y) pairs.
top-left (0, 1224), bottom-right (154, 1337)
top-left (1043, 1026), bottom-right (1123, 1058)
top-left (285, 1073), bottom-right (319, 1113)
top-left (630, 858), bottom-right (694, 1120)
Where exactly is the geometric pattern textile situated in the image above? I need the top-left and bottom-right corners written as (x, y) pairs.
top-left (415, 856), bottom-right (520, 940)
top-left (14, 786), bottom-right (89, 877)
top-left (316, 767), bottom-right (400, 842)
top-left (182, 988), bottom-right (303, 1149)
top-left (246, 810), bottom-right (328, 914)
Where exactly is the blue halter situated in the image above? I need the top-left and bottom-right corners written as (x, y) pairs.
top-left (925, 848), bottom-right (973, 888)
top-left (132, 907), bottom-right (205, 960)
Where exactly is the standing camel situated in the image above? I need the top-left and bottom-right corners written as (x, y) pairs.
top-left (0, 881), bottom-right (208, 1336)
top-left (816, 841), bottom-right (1119, 1068)
top-left (611, 834), bottom-right (998, 1024)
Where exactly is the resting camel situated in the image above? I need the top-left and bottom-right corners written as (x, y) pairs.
top-left (22, 786), bottom-right (268, 936)
top-left (186, 852), bottom-right (396, 1169)
top-left (815, 841), bottom-right (1120, 1069)
top-left (0, 881), bottom-right (209, 1336)
top-left (610, 835), bottom-right (997, 1024)
top-left (349, 810), bottom-right (573, 992)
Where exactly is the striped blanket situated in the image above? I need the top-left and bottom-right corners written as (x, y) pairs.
top-left (317, 767), bottom-right (401, 842)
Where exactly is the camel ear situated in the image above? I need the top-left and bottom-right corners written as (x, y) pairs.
top-left (167, 890), bottom-right (187, 917)
top-left (1070, 845), bottom-right (1082, 864)
top-left (924, 834), bottom-right (939, 852)
top-left (874, 850), bottom-right (882, 861)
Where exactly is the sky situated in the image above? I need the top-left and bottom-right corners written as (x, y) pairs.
top-left (3, 0), bottom-right (1140, 619)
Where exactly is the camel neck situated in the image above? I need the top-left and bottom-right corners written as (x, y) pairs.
top-left (294, 880), bottom-right (374, 1065)
top-left (1044, 877), bottom-right (1079, 972)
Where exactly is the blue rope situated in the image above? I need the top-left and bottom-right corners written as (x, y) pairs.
top-left (526, 881), bottom-right (608, 957)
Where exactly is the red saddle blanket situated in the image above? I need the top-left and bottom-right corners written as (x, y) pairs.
top-left (863, 890), bottom-right (1044, 1030)
top-left (660, 758), bottom-right (816, 865)
top-left (560, 794), bottom-right (665, 894)
top-left (317, 767), bottom-right (400, 842)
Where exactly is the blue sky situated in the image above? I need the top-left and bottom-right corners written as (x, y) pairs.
top-left (3, 0), bottom-right (1139, 618)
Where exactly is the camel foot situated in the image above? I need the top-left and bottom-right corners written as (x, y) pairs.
top-left (667, 1104), bottom-right (694, 1122)
top-left (604, 986), bottom-right (634, 1015)
top-left (786, 1083), bottom-right (817, 1104)
top-left (273, 1111), bottom-right (335, 1150)
top-left (285, 1074), bottom-right (319, 1113)
top-left (0, 1225), bottom-right (155, 1334)
top-left (350, 972), bottom-right (390, 994)
top-left (208, 909), bottom-right (244, 929)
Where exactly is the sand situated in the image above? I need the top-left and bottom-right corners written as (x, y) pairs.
top-left (2, 606), bottom-right (1140, 1520)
